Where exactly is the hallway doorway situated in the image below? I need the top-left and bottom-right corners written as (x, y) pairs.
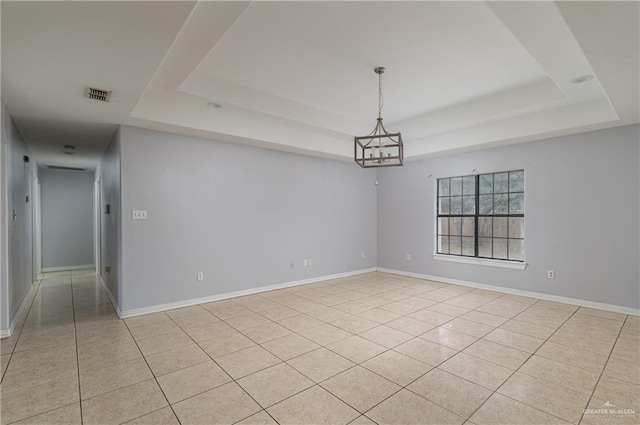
top-left (38, 167), bottom-right (95, 273)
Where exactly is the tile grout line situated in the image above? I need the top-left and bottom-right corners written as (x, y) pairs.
top-left (462, 304), bottom-right (576, 419)
top-left (325, 293), bottom-right (590, 423)
top-left (26, 273), bottom-right (628, 425)
top-left (292, 285), bottom-right (488, 422)
top-left (121, 318), bottom-right (185, 425)
top-left (1, 274), bottom-right (43, 381)
top-left (167, 285), bottom-right (464, 422)
top-left (81, 279), bottom-right (558, 423)
top-left (69, 270), bottom-right (85, 425)
top-left (69, 271), bottom-right (176, 424)
top-left (3, 274), bottom-right (72, 425)
top-left (141, 279), bottom-right (628, 422)
top-left (88, 277), bottom-right (635, 422)
top-left (339, 292), bottom-right (528, 422)
top-left (225, 287), bottom-right (404, 423)
top-left (128, 279), bottom-right (485, 423)
top-left (460, 302), bottom-right (604, 424)
top-left (161, 309), bottom-right (283, 425)
top-left (5, 274), bottom-right (378, 423)
top-left (153, 284), bottom-right (416, 421)
top-left (575, 314), bottom-right (628, 425)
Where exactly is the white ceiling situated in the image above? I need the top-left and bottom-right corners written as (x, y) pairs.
top-left (2, 1), bottom-right (638, 169)
top-left (193, 2), bottom-right (547, 123)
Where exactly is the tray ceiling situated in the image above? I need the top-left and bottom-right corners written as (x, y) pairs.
top-left (2, 1), bottom-right (638, 168)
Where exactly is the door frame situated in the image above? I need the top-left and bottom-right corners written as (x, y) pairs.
top-left (94, 177), bottom-right (101, 275)
top-left (32, 173), bottom-right (41, 281)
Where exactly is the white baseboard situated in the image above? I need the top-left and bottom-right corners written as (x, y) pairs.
top-left (377, 267), bottom-right (640, 316)
top-left (98, 274), bottom-right (122, 318)
top-left (118, 268), bottom-right (377, 319)
top-left (0, 281), bottom-right (38, 338)
top-left (42, 264), bottom-right (95, 272)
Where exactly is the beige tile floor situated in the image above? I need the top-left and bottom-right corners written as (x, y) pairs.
top-left (1, 269), bottom-right (639, 425)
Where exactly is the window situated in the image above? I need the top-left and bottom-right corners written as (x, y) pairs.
top-left (437, 170), bottom-right (524, 262)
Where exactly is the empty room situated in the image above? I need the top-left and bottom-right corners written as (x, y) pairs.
top-left (1, 1), bottom-right (639, 425)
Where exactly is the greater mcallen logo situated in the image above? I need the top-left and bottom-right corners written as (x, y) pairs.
top-left (584, 401), bottom-right (636, 416)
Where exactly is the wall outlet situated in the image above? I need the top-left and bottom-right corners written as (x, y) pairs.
top-left (303, 259), bottom-right (308, 267)
top-left (290, 262), bottom-right (295, 269)
top-left (547, 270), bottom-right (555, 279)
top-left (406, 254), bottom-right (411, 261)
top-left (197, 272), bottom-right (204, 281)
top-left (105, 265), bottom-right (111, 274)
top-left (132, 210), bottom-right (148, 220)
top-left (362, 252), bottom-right (366, 259)
top-left (307, 258), bottom-right (312, 266)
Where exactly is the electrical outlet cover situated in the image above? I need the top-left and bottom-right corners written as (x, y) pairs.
top-left (132, 210), bottom-right (148, 220)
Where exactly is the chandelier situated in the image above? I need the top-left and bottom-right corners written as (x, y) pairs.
top-left (354, 66), bottom-right (403, 168)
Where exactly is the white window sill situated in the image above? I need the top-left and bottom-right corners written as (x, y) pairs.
top-left (433, 254), bottom-right (527, 270)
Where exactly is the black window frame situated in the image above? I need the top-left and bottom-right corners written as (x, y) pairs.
top-left (436, 170), bottom-right (525, 262)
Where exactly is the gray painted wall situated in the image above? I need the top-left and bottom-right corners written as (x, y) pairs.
top-left (118, 126), bottom-right (377, 311)
top-left (99, 128), bottom-right (122, 306)
top-left (0, 107), bottom-right (8, 331)
top-left (1, 101), bottom-right (36, 332)
top-left (377, 124), bottom-right (640, 309)
top-left (40, 168), bottom-right (94, 269)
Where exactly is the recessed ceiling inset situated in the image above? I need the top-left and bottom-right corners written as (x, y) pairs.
top-left (571, 75), bottom-right (595, 84)
top-left (190, 2), bottom-right (548, 124)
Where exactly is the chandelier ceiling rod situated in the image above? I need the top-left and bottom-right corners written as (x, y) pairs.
top-left (376, 66), bottom-right (384, 120)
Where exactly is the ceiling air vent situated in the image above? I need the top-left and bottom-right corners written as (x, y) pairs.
top-left (47, 165), bottom-right (86, 171)
top-left (85, 86), bottom-right (111, 102)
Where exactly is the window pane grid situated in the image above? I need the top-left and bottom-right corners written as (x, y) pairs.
top-left (437, 170), bottom-right (524, 262)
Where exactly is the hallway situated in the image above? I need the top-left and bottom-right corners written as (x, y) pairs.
top-left (1, 270), bottom-right (638, 425)
top-left (1, 269), bottom-right (117, 423)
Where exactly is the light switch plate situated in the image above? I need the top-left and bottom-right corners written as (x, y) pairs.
top-left (132, 210), bottom-right (148, 220)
